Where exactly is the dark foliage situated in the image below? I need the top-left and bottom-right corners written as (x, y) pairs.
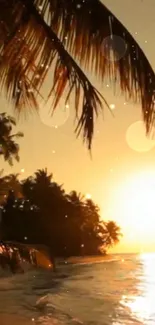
top-left (0, 169), bottom-right (122, 272)
top-left (0, 112), bottom-right (23, 166)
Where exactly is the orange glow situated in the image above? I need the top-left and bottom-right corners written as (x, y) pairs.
top-left (85, 193), bottom-right (92, 199)
top-left (121, 253), bottom-right (155, 322)
top-left (108, 171), bottom-right (155, 252)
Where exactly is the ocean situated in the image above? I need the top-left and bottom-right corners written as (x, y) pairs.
top-left (0, 253), bottom-right (155, 325)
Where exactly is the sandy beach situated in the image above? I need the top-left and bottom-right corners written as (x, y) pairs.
top-left (0, 314), bottom-right (33, 325)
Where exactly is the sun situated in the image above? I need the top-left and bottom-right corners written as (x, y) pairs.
top-left (113, 171), bottom-right (155, 240)
top-left (85, 193), bottom-right (92, 199)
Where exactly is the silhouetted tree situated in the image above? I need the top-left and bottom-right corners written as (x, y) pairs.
top-left (0, 113), bottom-right (23, 165)
top-left (101, 221), bottom-right (122, 248)
top-left (0, 114), bottom-right (44, 272)
top-left (1, 169), bottom-right (122, 261)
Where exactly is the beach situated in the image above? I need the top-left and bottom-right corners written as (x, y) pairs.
top-left (0, 253), bottom-right (155, 325)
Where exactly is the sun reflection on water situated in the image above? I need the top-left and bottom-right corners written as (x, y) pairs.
top-left (121, 253), bottom-right (155, 323)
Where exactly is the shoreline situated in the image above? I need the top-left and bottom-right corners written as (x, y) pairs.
top-left (58, 254), bottom-right (115, 265)
top-left (30, 252), bottom-right (114, 270)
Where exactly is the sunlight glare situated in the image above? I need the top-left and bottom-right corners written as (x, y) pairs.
top-left (112, 171), bottom-right (155, 242)
top-left (121, 253), bottom-right (155, 322)
top-left (85, 193), bottom-right (92, 199)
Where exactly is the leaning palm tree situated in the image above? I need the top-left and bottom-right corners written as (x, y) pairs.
top-left (0, 113), bottom-right (24, 202)
top-left (0, 113), bottom-right (23, 165)
top-left (102, 221), bottom-right (122, 248)
top-left (0, 1), bottom-right (155, 148)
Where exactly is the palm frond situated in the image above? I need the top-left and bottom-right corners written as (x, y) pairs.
top-left (0, 1), bottom-right (155, 147)
top-left (0, 0), bottom-right (108, 148)
top-left (10, 131), bottom-right (24, 139)
top-left (38, 0), bottom-right (155, 131)
top-left (0, 113), bottom-right (16, 126)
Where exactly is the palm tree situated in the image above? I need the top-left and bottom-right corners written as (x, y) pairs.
top-left (102, 221), bottom-right (122, 248)
top-left (0, 173), bottom-right (23, 204)
top-left (0, 117), bottom-right (51, 272)
top-left (0, 113), bottom-right (23, 203)
top-left (67, 191), bottom-right (85, 226)
top-left (0, 1), bottom-right (155, 148)
top-left (0, 113), bottom-right (23, 165)
top-left (0, 172), bottom-right (10, 204)
top-left (34, 168), bottom-right (53, 187)
top-left (5, 173), bottom-right (23, 198)
top-left (33, 168), bottom-right (65, 205)
top-left (0, 188), bottom-right (53, 272)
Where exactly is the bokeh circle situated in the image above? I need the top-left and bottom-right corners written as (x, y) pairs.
top-left (39, 99), bottom-right (70, 128)
top-left (101, 35), bottom-right (127, 61)
top-left (126, 121), bottom-right (155, 152)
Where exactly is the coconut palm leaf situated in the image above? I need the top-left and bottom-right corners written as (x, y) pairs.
top-left (10, 131), bottom-right (24, 139)
top-left (0, 0), bottom-right (106, 148)
top-left (0, 1), bottom-right (155, 148)
top-left (39, 0), bottom-right (155, 128)
top-left (34, 168), bottom-right (53, 184)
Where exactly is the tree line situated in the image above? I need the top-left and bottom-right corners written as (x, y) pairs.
top-left (0, 112), bottom-right (122, 272)
top-left (1, 168), bottom-right (122, 257)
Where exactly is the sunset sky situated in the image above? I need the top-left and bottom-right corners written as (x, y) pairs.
top-left (1, 0), bottom-right (155, 253)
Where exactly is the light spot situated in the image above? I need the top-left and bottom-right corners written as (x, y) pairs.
top-left (39, 98), bottom-right (70, 128)
top-left (110, 104), bottom-right (115, 110)
top-left (85, 193), bottom-right (92, 199)
top-left (65, 103), bottom-right (69, 109)
top-left (101, 35), bottom-right (127, 61)
top-left (126, 120), bottom-right (155, 152)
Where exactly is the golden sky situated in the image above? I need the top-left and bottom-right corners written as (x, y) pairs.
top-left (1, 0), bottom-right (155, 253)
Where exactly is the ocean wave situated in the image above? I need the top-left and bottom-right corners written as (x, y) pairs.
top-left (0, 254), bottom-right (154, 325)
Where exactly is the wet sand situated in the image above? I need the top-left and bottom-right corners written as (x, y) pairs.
top-left (0, 314), bottom-right (33, 325)
top-left (66, 254), bottom-right (113, 264)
